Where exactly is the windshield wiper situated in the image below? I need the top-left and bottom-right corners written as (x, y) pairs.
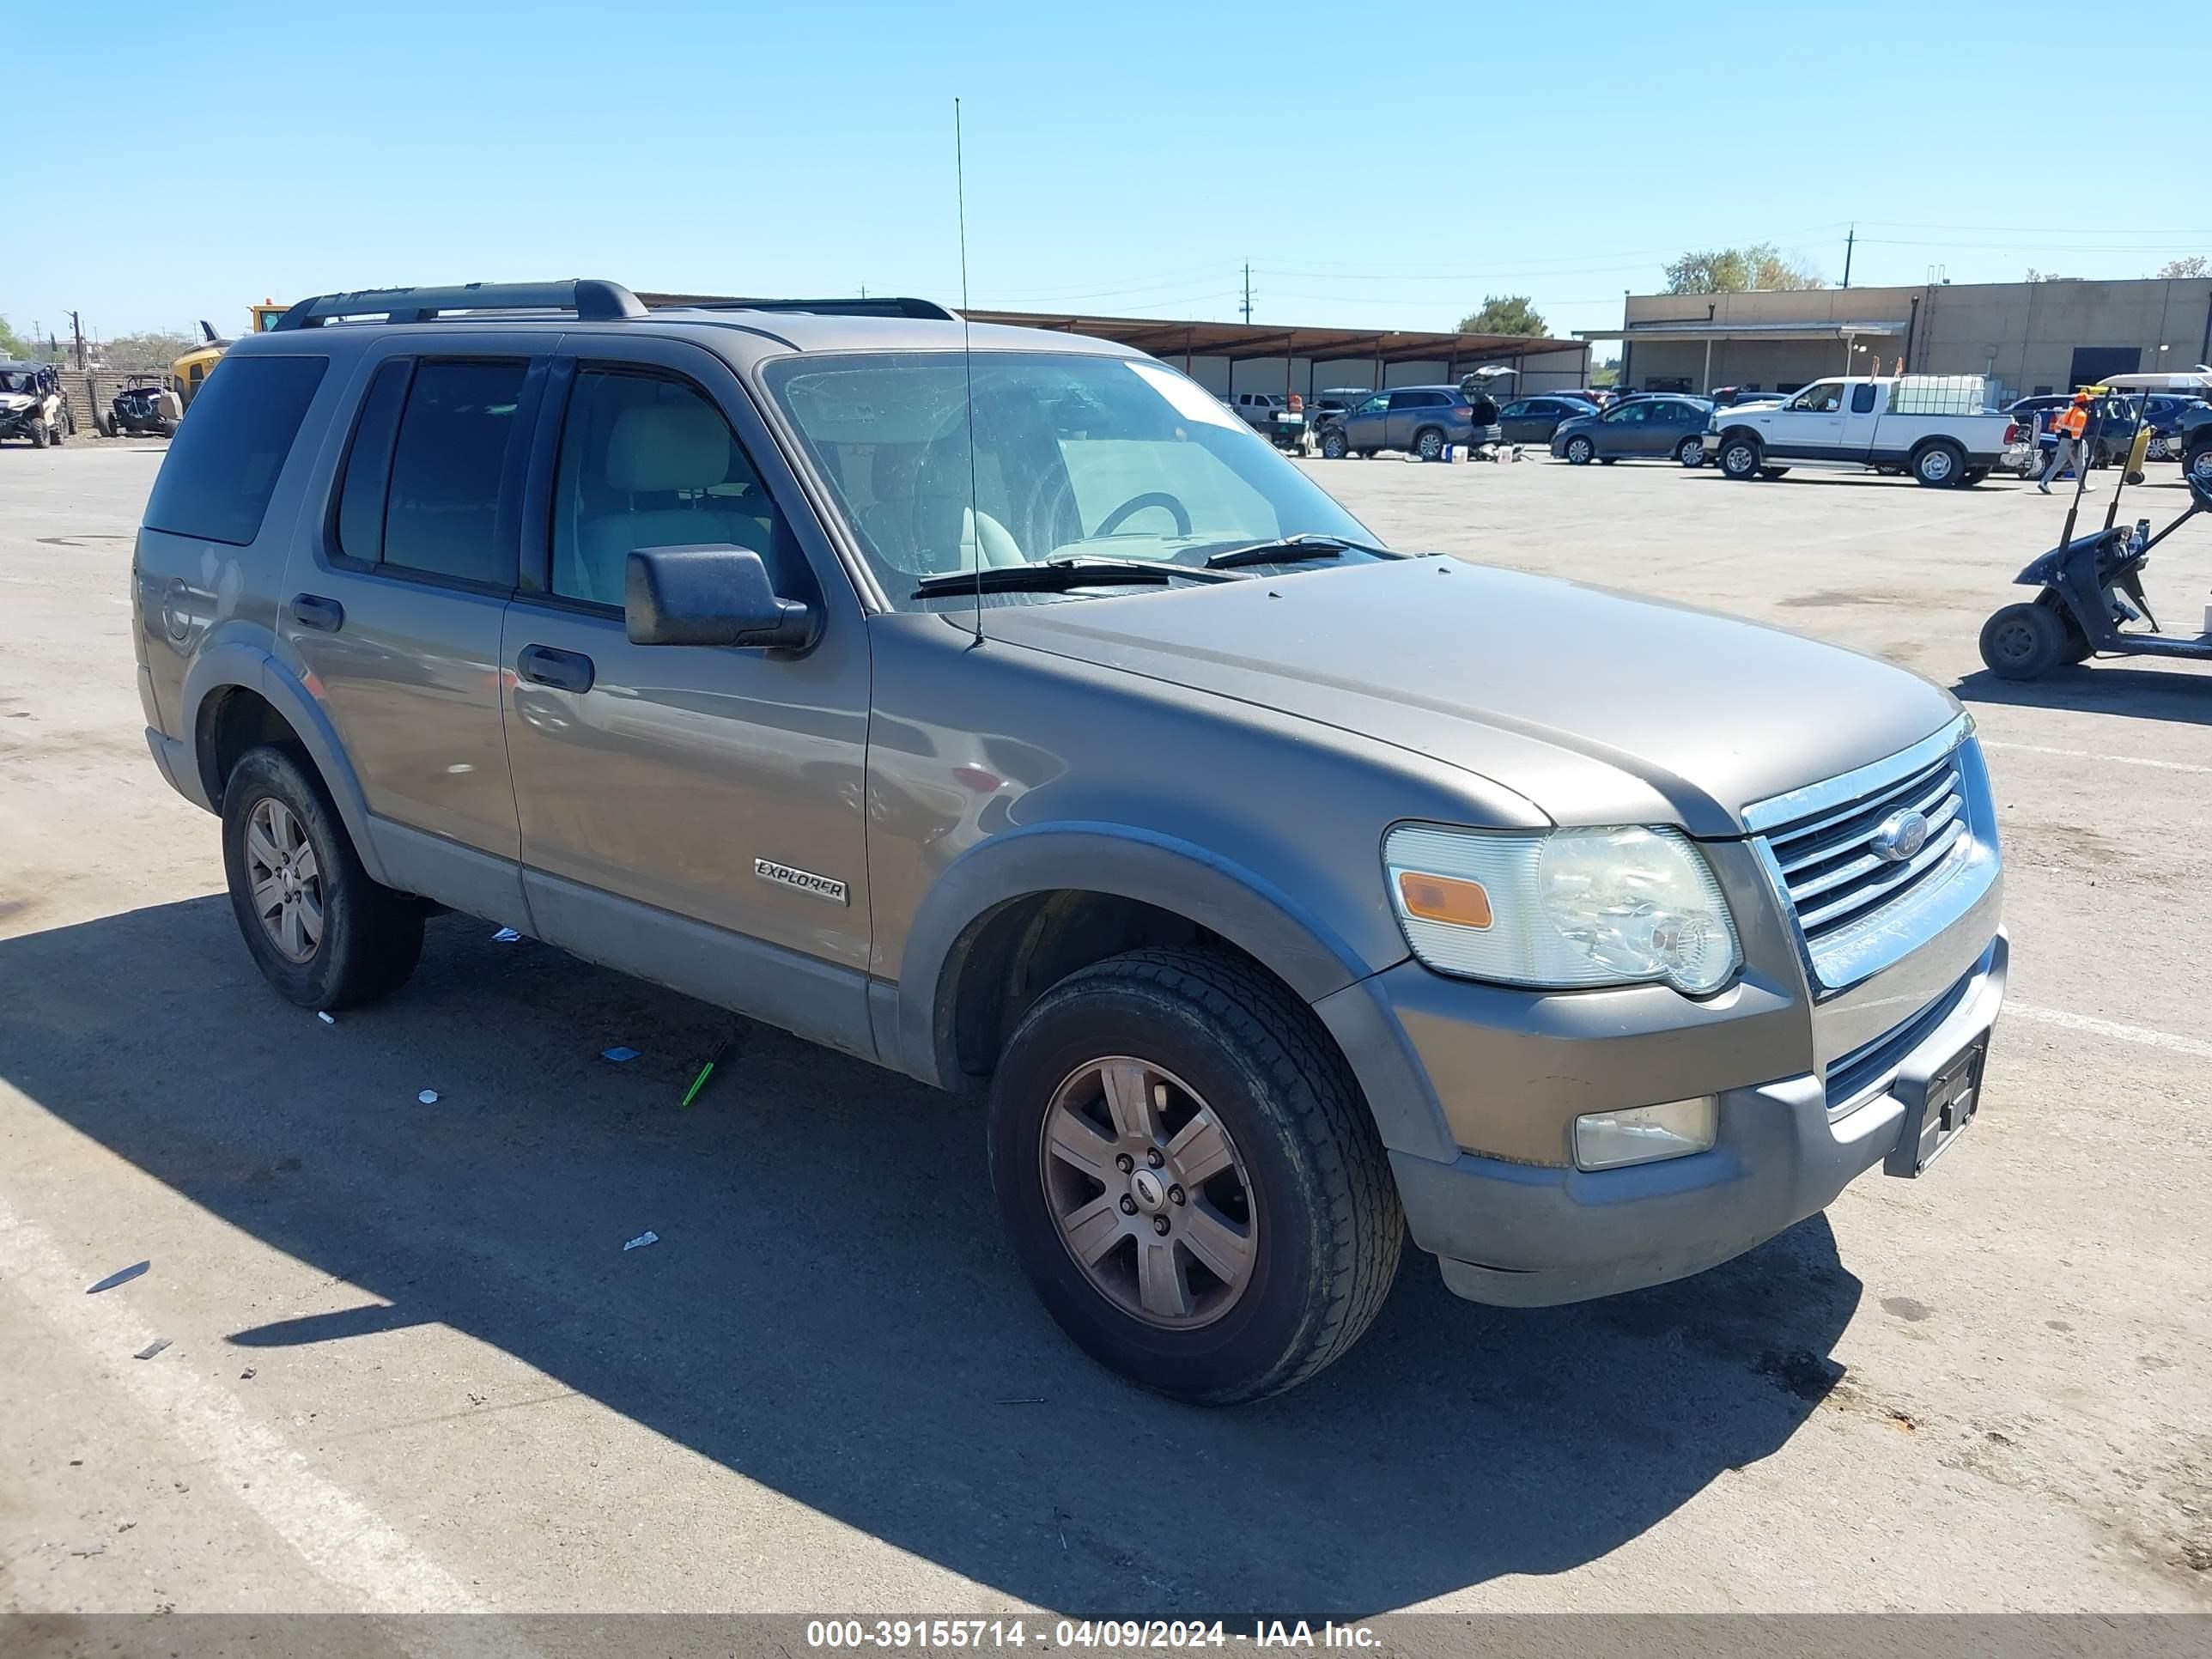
top-left (910, 557), bottom-right (1237, 599)
top-left (1202, 532), bottom-right (1396, 569)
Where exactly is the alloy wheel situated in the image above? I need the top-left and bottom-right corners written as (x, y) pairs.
top-left (1038, 1057), bottom-right (1256, 1328)
top-left (244, 797), bottom-right (324, 963)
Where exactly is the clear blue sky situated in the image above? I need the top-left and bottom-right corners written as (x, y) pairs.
top-left (11, 2), bottom-right (2209, 351)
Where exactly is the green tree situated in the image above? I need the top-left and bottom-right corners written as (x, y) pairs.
top-left (2154, 256), bottom-right (2210, 279)
top-left (0, 315), bottom-right (40, 360)
top-left (1663, 244), bottom-right (1826, 294)
top-left (1457, 295), bottom-right (1549, 337)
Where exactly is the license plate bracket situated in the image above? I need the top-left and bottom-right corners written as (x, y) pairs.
top-left (1884, 1037), bottom-right (1987, 1177)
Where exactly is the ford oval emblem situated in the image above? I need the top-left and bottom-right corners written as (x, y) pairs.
top-left (1871, 809), bottom-right (1930, 864)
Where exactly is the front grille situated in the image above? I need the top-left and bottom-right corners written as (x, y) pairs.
top-left (1762, 751), bottom-right (1968, 951)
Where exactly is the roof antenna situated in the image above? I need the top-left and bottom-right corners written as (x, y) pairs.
top-left (956, 96), bottom-right (984, 648)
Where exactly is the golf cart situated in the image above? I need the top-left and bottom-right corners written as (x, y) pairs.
top-left (1978, 409), bottom-right (2212, 680)
top-left (0, 361), bottom-right (71, 447)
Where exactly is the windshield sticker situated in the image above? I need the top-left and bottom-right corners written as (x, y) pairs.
top-left (1127, 361), bottom-right (1243, 432)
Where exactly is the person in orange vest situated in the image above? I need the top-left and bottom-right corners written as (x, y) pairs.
top-left (2039, 390), bottom-right (2096, 494)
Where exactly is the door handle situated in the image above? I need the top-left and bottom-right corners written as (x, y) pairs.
top-left (518, 643), bottom-right (594, 695)
top-left (289, 593), bottom-right (344, 633)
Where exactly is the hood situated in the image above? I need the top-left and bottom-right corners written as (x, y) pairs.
top-left (1553, 410), bottom-right (1601, 434)
top-left (980, 558), bottom-right (1960, 836)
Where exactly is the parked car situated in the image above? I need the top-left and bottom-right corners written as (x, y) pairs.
top-left (1316, 386), bottom-right (1499, 460)
top-left (1222, 390), bottom-right (1310, 453)
top-left (2176, 401), bottom-right (2212, 487)
top-left (1707, 376), bottom-right (2011, 487)
top-left (132, 278), bottom-right (2007, 1405)
top-left (1550, 394), bottom-right (1714, 467)
top-left (1707, 386), bottom-right (1786, 408)
top-left (0, 361), bottom-right (72, 447)
top-left (1225, 391), bottom-right (1286, 431)
top-left (1496, 394), bottom-right (1599, 446)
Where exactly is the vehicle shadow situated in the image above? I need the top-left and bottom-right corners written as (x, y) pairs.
top-left (0, 897), bottom-right (1863, 1615)
top-left (1954, 664), bottom-right (2212, 723)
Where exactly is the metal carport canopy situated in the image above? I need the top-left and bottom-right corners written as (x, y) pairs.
top-left (635, 293), bottom-right (1577, 367)
top-left (965, 311), bottom-right (1581, 366)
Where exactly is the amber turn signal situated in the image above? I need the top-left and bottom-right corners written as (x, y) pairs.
top-left (1396, 871), bottom-right (1493, 929)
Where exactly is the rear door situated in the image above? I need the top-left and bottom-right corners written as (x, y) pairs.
top-left (283, 332), bottom-right (555, 897)
top-left (1838, 380), bottom-right (1882, 459)
top-left (1498, 400), bottom-right (1536, 443)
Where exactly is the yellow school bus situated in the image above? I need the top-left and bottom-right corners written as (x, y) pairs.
top-left (171, 301), bottom-right (289, 407)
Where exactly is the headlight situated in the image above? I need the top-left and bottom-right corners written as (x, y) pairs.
top-left (1384, 823), bottom-right (1741, 995)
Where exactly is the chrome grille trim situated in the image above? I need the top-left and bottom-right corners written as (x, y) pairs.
top-left (1745, 715), bottom-right (1999, 998)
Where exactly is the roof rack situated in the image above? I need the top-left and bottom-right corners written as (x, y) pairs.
top-left (652, 295), bottom-right (959, 322)
top-left (270, 280), bottom-right (648, 331)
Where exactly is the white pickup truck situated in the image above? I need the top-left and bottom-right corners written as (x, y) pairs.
top-left (1704, 375), bottom-right (2015, 488)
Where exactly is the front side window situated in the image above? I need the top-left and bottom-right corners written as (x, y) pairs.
top-left (550, 369), bottom-right (793, 607)
top-left (380, 361), bottom-right (527, 587)
top-left (143, 353), bottom-right (327, 546)
top-left (1605, 403), bottom-right (1649, 423)
top-left (1790, 381), bottom-right (1844, 413)
top-left (764, 350), bottom-right (1382, 611)
top-left (1358, 395), bottom-right (1388, 415)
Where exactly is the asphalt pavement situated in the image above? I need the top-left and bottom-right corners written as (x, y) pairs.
top-left (2, 441), bottom-right (2208, 1620)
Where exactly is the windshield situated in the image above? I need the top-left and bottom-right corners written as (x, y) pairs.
top-left (0, 371), bottom-right (34, 394)
top-left (763, 350), bottom-right (1384, 611)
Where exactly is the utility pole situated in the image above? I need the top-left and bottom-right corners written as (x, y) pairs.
top-left (1842, 224), bottom-right (1855, 290)
top-left (1241, 263), bottom-right (1253, 324)
top-left (68, 311), bottom-right (85, 369)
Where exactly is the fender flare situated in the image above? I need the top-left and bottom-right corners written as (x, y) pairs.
top-left (891, 823), bottom-right (1384, 1092)
top-left (179, 640), bottom-right (392, 887)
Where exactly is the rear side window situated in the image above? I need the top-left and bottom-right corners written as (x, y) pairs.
top-left (335, 360), bottom-right (411, 563)
top-left (380, 361), bottom-right (528, 586)
top-left (143, 354), bottom-right (327, 545)
top-left (1850, 383), bottom-right (1878, 414)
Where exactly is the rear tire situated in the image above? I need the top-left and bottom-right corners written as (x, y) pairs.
top-left (1912, 441), bottom-right (1965, 487)
top-left (1759, 466), bottom-right (1790, 479)
top-left (95, 409), bottom-right (116, 438)
top-left (1413, 426), bottom-right (1445, 462)
top-left (221, 745), bottom-right (425, 1011)
top-left (1676, 435), bottom-right (1705, 467)
top-left (2189, 445), bottom-right (2212, 488)
top-left (1961, 468), bottom-right (1989, 486)
top-left (1979, 601), bottom-right (2069, 680)
top-left (988, 947), bottom-right (1402, 1405)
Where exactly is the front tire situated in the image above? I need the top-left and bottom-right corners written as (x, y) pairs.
top-left (1978, 601), bottom-right (2069, 680)
top-left (988, 947), bottom-right (1402, 1405)
top-left (27, 419), bottom-right (48, 448)
top-left (1319, 429), bottom-right (1347, 459)
top-left (1563, 434), bottom-right (1595, 465)
top-left (1719, 435), bottom-right (1762, 479)
top-left (2189, 445), bottom-right (2212, 488)
top-left (222, 745), bottom-right (425, 1010)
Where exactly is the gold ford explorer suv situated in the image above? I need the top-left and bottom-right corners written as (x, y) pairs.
top-left (131, 280), bottom-right (2005, 1403)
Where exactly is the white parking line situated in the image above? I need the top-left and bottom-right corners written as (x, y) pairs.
top-left (0, 1192), bottom-right (486, 1619)
top-left (2007, 1002), bottom-right (2212, 1060)
top-left (1982, 739), bottom-right (2212, 775)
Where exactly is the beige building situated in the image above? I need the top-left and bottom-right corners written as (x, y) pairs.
top-left (1580, 277), bottom-right (2212, 403)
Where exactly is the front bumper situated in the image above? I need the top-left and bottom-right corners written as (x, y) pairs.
top-left (1366, 932), bottom-right (2006, 1306)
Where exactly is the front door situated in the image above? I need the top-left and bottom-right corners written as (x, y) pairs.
top-left (1762, 380), bottom-right (1845, 459)
top-left (1596, 400), bottom-right (1655, 456)
top-left (1345, 393), bottom-right (1389, 450)
top-left (500, 337), bottom-right (874, 1043)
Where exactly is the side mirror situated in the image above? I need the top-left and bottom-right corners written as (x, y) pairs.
top-left (625, 544), bottom-right (817, 650)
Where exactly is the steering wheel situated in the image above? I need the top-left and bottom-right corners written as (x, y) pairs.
top-left (1092, 491), bottom-right (1192, 539)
